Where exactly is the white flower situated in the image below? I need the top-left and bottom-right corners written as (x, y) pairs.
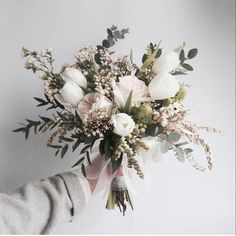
top-left (152, 51), bottom-right (179, 75)
top-left (56, 80), bottom-right (84, 107)
top-left (148, 72), bottom-right (180, 100)
top-left (78, 93), bottom-right (112, 119)
top-left (112, 113), bottom-right (135, 136)
top-left (56, 67), bottom-right (87, 107)
top-left (112, 75), bottom-right (149, 108)
top-left (137, 136), bottom-right (163, 162)
top-left (61, 67), bottom-right (87, 88)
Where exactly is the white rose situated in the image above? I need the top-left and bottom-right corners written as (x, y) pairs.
top-left (112, 113), bottom-right (135, 136)
top-left (61, 67), bottom-right (87, 88)
top-left (55, 67), bottom-right (87, 107)
top-left (78, 93), bottom-right (112, 119)
top-left (148, 73), bottom-right (180, 100)
top-left (152, 51), bottom-right (179, 75)
top-left (112, 75), bottom-right (149, 108)
top-left (56, 80), bottom-right (84, 107)
top-left (137, 136), bottom-right (163, 162)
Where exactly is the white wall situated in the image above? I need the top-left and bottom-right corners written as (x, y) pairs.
top-left (0, 0), bottom-right (235, 234)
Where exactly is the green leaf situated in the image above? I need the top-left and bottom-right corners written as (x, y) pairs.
top-left (140, 41), bottom-right (161, 72)
top-left (99, 139), bottom-right (105, 155)
top-left (34, 97), bottom-right (48, 106)
top-left (142, 54), bottom-right (148, 63)
top-left (181, 63), bottom-right (193, 71)
top-left (160, 140), bottom-right (170, 153)
top-left (167, 132), bottom-right (181, 142)
top-left (176, 148), bottom-right (185, 162)
top-left (12, 127), bottom-right (25, 133)
top-left (179, 49), bottom-right (185, 62)
top-left (155, 48), bottom-right (162, 58)
top-left (47, 105), bottom-right (58, 110)
top-left (39, 116), bottom-right (51, 123)
top-left (86, 151), bottom-right (92, 166)
top-left (71, 157), bottom-right (85, 168)
top-left (176, 142), bottom-right (189, 147)
top-left (184, 148), bottom-right (194, 154)
top-left (121, 28), bottom-right (129, 34)
top-left (47, 144), bottom-right (62, 149)
top-left (104, 137), bottom-right (113, 158)
top-left (81, 163), bottom-right (87, 178)
top-left (102, 39), bottom-right (110, 48)
top-left (61, 144), bottom-right (69, 158)
top-left (55, 99), bottom-right (65, 110)
top-left (34, 97), bottom-right (46, 103)
top-left (107, 28), bottom-right (113, 37)
top-left (55, 149), bottom-right (60, 157)
top-left (25, 128), bottom-right (30, 140)
top-left (80, 145), bottom-right (90, 154)
top-left (187, 48), bottom-right (198, 59)
top-left (94, 53), bottom-right (102, 65)
top-left (172, 71), bottom-right (187, 76)
top-left (59, 136), bottom-right (74, 142)
top-left (123, 90), bottom-right (133, 114)
top-left (72, 139), bottom-right (81, 152)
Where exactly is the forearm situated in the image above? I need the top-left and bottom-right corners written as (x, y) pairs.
top-left (0, 168), bottom-right (91, 234)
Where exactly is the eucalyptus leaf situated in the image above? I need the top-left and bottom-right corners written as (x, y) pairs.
top-left (187, 48), bottom-right (198, 59)
top-left (176, 148), bottom-right (185, 162)
top-left (184, 148), bottom-right (194, 154)
top-left (160, 140), bottom-right (170, 153)
top-left (179, 49), bottom-right (185, 62)
top-left (181, 63), bottom-right (193, 71)
top-left (102, 39), bottom-right (110, 48)
top-left (172, 71), bottom-right (187, 76)
top-left (167, 132), bottom-right (181, 142)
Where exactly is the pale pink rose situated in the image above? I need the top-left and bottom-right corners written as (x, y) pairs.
top-left (112, 75), bottom-right (149, 108)
top-left (78, 93), bottom-right (112, 119)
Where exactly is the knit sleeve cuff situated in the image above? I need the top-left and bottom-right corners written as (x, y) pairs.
top-left (57, 168), bottom-right (91, 219)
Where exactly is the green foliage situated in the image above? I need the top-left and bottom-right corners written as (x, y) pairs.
top-left (13, 119), bottom-right (41, 139)
top-left (173, 48), bottom-right (198, 76)
top-left (157, 133), bottom-right (194, 163)
top-left (123, 91), bottom-right (133, 114)
top-left (142, 42), bottom-right (162, 63)
top-left (103, 25), bottom-right (129, 48)
top-left (34, 94), bottom-right (65, 110)
top-left (139, 41), bottom-right (161, 73)
top-left (187, 48), bottom-right (198, 59)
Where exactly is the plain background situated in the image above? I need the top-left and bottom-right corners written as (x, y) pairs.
top-left (0, 0), bottom-right (235, 234)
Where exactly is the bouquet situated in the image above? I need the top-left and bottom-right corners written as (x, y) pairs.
top-left (14, 26), bottom-right (218, 215)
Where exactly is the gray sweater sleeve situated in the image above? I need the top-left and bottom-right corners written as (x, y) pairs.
top-left (0, 168), bottom-right (91, 234)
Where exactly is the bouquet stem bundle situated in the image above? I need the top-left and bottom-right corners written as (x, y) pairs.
top-left (106, 177), bottom-right (133, 215)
